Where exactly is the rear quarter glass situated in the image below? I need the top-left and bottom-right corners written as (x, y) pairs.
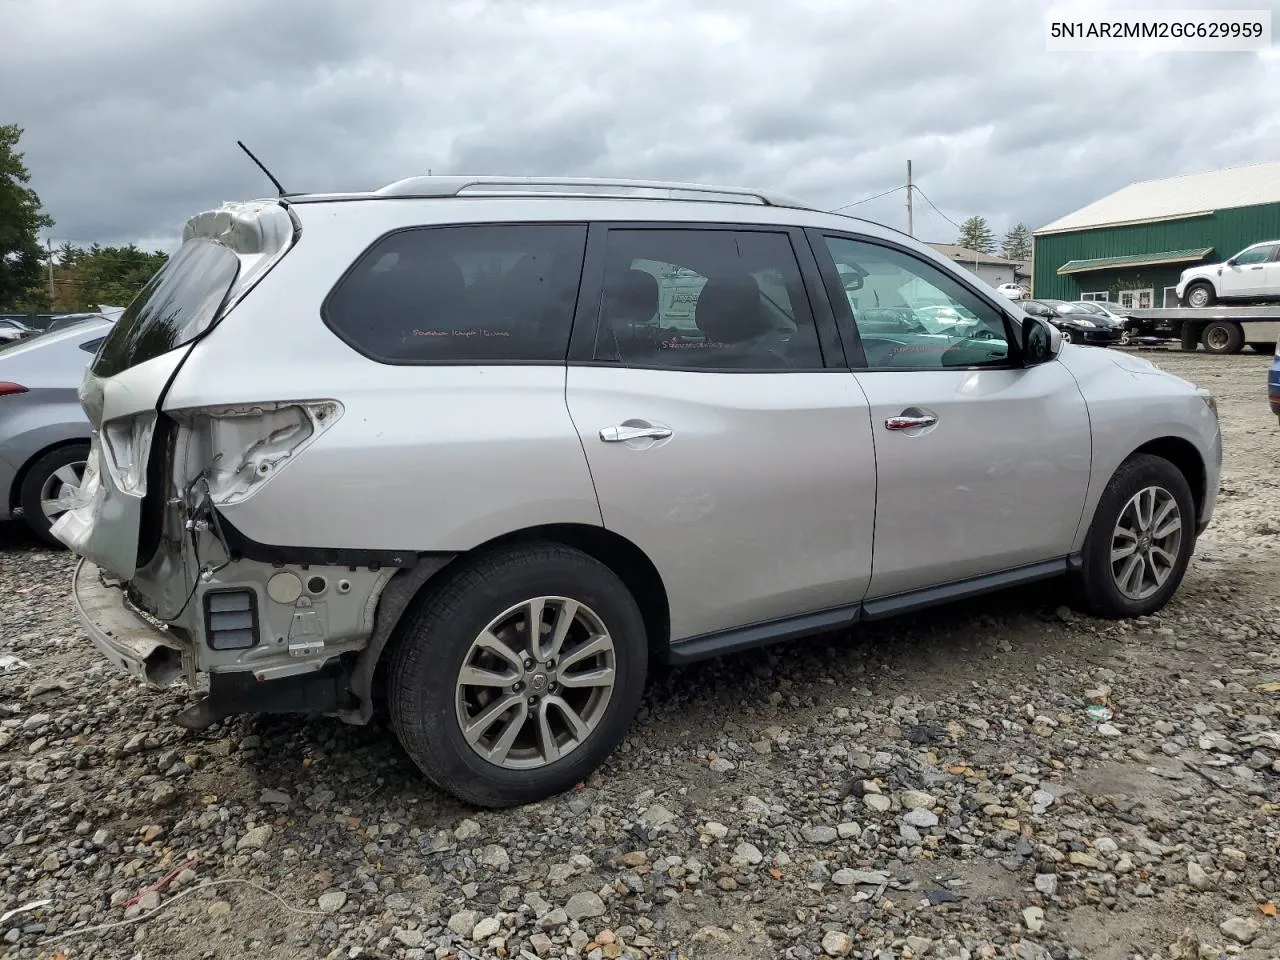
top-left (92, 239), bottom-right (239, 379)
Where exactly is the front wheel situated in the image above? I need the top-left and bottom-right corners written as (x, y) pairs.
top-left (1076, 454), bottom-right (1195, 619)
top-left (388, 543), bottom-right (648, 808)
top-left (1062, 328), bottom-right (1079, 345)
top-left (1183, 282), bottom-right (1216, 308)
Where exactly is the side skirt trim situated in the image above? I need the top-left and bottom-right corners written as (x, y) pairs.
top-left (664, 556), bottom-right (1076, 665)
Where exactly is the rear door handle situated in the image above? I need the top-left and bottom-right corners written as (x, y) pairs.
top-left (600, 423), bottom-right (673, 442)
top-left (885, 414), bottom-right (937, 431)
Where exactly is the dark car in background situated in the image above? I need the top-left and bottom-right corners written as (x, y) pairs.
top-left (1021, 299), bottom-right (1123, 346)
top-left (1071, 300), bottom-right (1143, 344)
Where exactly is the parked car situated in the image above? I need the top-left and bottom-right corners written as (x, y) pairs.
top-left (1021, 298), bottom-right (1123, 346)
top-left (1177, 239), bottom-right (1280, 307)
top-left (996, 282), bottom-right (1028, 300)
top-left (45, 312), bottom-right (113, 334)
top-left (1070, 300), bottom-right (1140, 343)
top-left (0, 318), bottom-right (35, 343)
top-left (0, 317), bottom-right (112, 544)
top-left (55, 176), bottom-right (1221, 808)
top-left (1270, 334), bottom-right (1280, 424)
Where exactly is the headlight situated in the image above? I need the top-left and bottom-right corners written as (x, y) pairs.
top-left (1195, 387), bottom-right (1218, 419)
top-left (1073, 318), bottom-right (1096, 328)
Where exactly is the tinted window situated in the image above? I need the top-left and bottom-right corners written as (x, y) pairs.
top-left (594, 229), bottom-right (823, 370)
top-left (324, 224), bottom-right (587, 364)
top-left (92, 239), bottom-right (240, 378)
top-left (824, 237), bottom-right (1011, 370)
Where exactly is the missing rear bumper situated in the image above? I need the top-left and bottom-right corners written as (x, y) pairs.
top-left (173, 662), bottom-right (355, 730)
top-left (73, 558), bottom-right (188, 687)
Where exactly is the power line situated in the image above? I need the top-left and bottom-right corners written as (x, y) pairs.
top-left (909, 184), bottom-right (962, 231)
top-left (827, 184), bottom-right (906, 213)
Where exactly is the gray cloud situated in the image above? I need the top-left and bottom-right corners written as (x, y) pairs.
top-left (2, 0), bottom-right (1276, 252)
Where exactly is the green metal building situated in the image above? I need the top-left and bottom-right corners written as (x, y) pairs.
top-left (1032, 160), bottom-right (1280, 308)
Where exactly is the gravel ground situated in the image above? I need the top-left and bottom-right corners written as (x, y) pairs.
top-left (1, 350), bottom-right (1278, 960)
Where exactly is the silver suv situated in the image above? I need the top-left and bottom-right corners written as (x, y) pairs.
top-left (55, 177), bottom-right (1222, 808)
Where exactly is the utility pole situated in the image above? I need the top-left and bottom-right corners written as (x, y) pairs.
top-left (46, 238), bottom-right (54, 304)
top-left (905, 160), bottom-right (913, 237)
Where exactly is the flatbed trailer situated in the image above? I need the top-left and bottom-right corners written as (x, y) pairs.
top-left (1123, 305), bottom-right (1280, 354)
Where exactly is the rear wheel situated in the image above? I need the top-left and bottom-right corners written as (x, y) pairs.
top-left (1201, 320), bottom-right (1244, 355)
top-left (18, 444), bottom-right (89, 548)
top-left (1076, 454), bottom-right (1195, 619)
top-left (1183, 282), bottom-right (1215, 308)
top-left (388, 543), bottom-right (648, 808)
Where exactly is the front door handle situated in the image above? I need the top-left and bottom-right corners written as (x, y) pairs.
top-left (600, 423), bottom-right (673, 443)
top-left (885, 414), bottom-right (937, 431)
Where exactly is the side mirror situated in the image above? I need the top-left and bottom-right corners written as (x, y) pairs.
top-left (1021, 316), bottom-right (1061, 364)
top-left (843, 275), bottom-right (864, 292)
top-left (1225, 257), bottom-right (1237, 266)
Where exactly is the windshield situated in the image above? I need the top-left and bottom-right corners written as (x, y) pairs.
top-left (91, 238), bottom-right (240, 379)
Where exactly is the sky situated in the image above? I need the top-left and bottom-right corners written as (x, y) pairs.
top-left (2, 0), bottom-right (1277, 253)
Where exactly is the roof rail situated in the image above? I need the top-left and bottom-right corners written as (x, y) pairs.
top-left (373, 175), bottom-right (812, 209)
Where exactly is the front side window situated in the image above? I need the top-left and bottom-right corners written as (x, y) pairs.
top-left (1233, 243), bottom-right (1276, 266)
top-left (823, 237), bottom-right (1011, 370)
top-left (324, 224), bottom-right (588, 364)
top-left (594, 229), bottom-right (824, 370)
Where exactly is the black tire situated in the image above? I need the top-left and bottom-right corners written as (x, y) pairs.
top-left (1062, 328), bottom-right (1079, 345)
top-left (1201, 320), bottom-right (1244, 355)
top-left (1076, 454), bottom-right (1196, 619)
top-left (1182, 282), bottom-right (1215, 308)
top-left (18, 444), bottom-right (89, 548)
top-left (387, 542), bottom-right (648, 808)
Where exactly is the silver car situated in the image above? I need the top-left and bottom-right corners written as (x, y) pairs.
top-left (0, 317), bottom-right (112, 544)
top-left (54, 177), bottom-right (1222, 808)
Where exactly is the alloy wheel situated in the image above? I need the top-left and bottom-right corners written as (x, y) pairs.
top-left (455, 596), bottom-right (616, 769)
top-left (1110, 485), bottom-right (1183, 601)
top-left (39, 461), bottom-right (86, 521)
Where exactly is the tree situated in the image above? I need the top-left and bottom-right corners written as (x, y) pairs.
top-left (1001, 222), bottom-right (1032, 262)
top-left (956, 216), bottom-right (995, 255)
top-left (0, 124), bottom-right (54, 310)
top-left (51, 244), bottom-right (168, 311)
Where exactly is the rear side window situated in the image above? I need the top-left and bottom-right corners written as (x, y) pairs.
top-left (324, 224), bottom-right (588, 364)
top-left (594, 229), bottom-right (823, 370)
top-left (92, 239), bottom-right (240, 379)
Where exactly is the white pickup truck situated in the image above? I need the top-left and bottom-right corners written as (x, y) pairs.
top-left (1177, 240), bottom-right (1280, 308)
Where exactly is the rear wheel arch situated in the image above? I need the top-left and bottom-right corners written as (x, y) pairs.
top-left (351, 523), bottom-right (670, 723)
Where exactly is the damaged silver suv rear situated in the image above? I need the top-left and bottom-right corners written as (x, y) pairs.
top-left (56, 204), bottom-right (403, 729)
